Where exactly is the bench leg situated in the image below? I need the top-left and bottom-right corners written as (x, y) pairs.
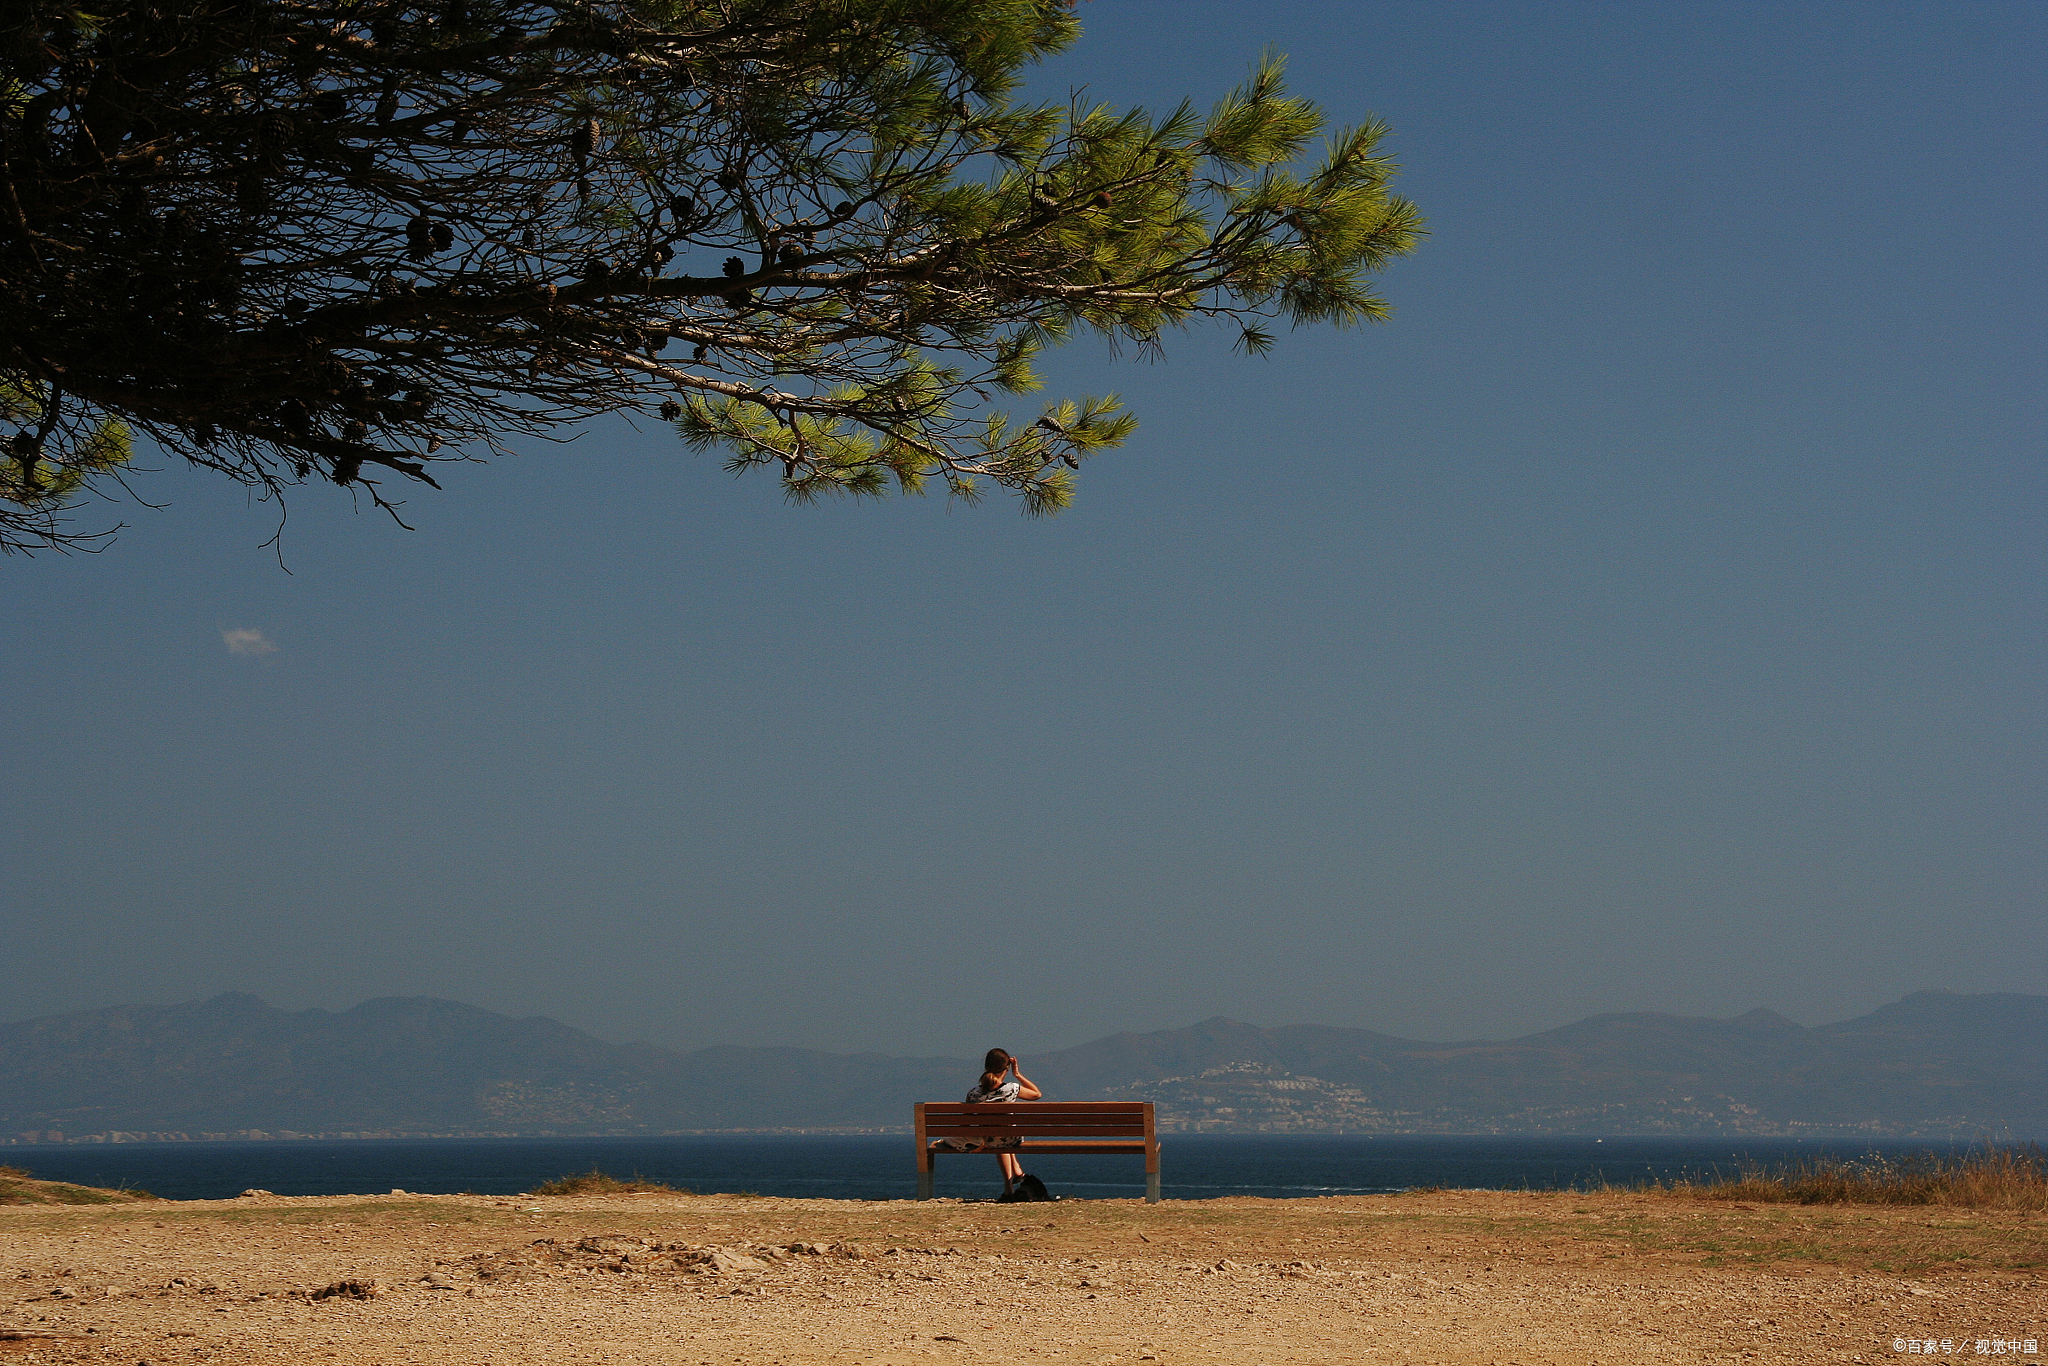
top-left (917, 1169), bottom-right (933, 1200)
top-left (1146, 1171), bottom-right (1160, 1204)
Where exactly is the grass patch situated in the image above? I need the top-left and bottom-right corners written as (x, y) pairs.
top-left (1444, 1200), bottom-right (2048, 1275)
top-left (1650, 1145), bottom-right (2048, 1210)
top-left (0, 1164), bottom-right (158, 1205)
top-left (528, 1168), bottom-right (690, 1197)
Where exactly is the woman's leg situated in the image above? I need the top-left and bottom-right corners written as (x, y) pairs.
top-left (998, 1152), bottom-right (1022, 1191)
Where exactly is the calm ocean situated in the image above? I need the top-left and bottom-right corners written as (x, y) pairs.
top-left (5, 1134), bottom-right (1967, 1203)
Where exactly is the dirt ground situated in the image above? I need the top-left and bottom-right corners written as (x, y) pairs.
top-left (3, 1187), bottom-right (2042, 1365)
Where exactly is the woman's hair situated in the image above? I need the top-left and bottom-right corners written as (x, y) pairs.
top-left (978, 1048), bottom-right (1013, 1093)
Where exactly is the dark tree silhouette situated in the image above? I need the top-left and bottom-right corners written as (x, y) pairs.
top-left (1, 0), bottom-right (1422, 551)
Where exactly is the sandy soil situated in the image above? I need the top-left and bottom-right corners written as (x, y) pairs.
top-left (3, 1188), bottom-right (2042, 1365)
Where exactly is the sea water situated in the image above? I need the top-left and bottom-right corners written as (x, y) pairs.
top-left (5, 1133), bottom-right (1970, 1203)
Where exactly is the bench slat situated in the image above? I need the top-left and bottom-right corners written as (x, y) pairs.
top-left (922, 1126), bottom-right (1148, 1139)
top-left (926, 1108), bottom-right (1148, 1118)
top-left (922, 1115), bottom-right (1149, 1127)
top-left (924, 1108), bottom-right (1149, 1121)
top-left (923, 1118), bottom-right (1146, 1127)
top-left (925, 1103), bottom-right (1147, 1112)
top-left (927, 1140), bottom-right (1149, 1155)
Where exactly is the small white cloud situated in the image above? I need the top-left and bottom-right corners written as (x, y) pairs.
top-left (221, 627), bottom-right (277, 657)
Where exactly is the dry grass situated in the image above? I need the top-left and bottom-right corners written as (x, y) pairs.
top-left (0, 1162), bottom-right (158, 1205)
top-left (527, 1167), bottom-right (691, 1197)
top-left (1652, 1145), bottom-right (2048, 1210)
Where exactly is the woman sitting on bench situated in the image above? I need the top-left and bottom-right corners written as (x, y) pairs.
top-left (966, 1048), bottom-right (1041, 1196)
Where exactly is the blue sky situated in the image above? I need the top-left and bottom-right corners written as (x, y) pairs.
top-left (3, 0), bottom-right (2042, 1056)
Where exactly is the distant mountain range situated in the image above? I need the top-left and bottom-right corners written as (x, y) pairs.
top-left (3, 990), bottom-right (2043, 1142)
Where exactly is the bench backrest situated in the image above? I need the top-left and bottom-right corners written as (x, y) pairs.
top-left (917, 1101), bottom-right (1154, 1142)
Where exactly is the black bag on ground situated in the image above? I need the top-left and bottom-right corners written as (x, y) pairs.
top-left (998, 1173), bottom-right (1051, 1203)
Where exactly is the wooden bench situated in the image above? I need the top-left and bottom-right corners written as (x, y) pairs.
top-left (914, 1101), bottom-right (1160, 1203)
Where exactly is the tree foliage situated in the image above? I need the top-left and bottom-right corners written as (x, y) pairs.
top-left (0, 0), bottom-right (1422, 551)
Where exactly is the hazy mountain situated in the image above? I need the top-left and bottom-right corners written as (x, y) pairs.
top-left (1042, 994), bottom-right (2048, 1137)
top-left (2, 990), bottom-right (2041, 1140)
top-left (0, 993), bottom-right (963, 1137)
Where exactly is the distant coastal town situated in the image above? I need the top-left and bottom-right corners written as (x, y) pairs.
top-left (1103, 1064), bottom-right (1980, 1138)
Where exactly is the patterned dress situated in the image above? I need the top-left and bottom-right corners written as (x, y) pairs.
top-left (964, 1079), bottom-right (1022, 1104)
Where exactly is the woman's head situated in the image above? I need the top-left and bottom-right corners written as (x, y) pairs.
top-left (979, 1048), bottom-right (1013, 1091)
